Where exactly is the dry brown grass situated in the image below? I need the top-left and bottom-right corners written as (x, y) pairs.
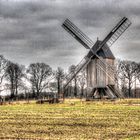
top-left (0, 99), bottom-right (140, 140)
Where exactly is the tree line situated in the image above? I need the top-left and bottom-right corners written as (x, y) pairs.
top-left (0, 55), bottom-right (140, 101)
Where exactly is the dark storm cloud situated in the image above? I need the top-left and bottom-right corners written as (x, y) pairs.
top-left (0, 0), bottom-right (140, 69)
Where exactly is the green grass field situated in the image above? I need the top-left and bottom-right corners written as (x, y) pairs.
top-left (0, 99), bottom-right (140, 140)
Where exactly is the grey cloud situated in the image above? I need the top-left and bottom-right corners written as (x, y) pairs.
top-left (0, 0), bottom-right (46, 19)
top-left (0, 0), bottom-right (139, 70)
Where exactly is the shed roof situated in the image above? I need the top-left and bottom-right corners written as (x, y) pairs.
top-left (87, 40), bottom-right (115, 59)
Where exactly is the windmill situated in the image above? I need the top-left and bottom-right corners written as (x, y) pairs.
top-left (62, 17), bottom-right (131, 99)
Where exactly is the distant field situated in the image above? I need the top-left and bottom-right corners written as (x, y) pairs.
top-left (0, 99), bottom-right (140, 140)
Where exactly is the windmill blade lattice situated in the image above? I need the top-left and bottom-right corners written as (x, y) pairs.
top-left (62, 17), bottom-right (131, 91)
top-left (64, 55), bottom-right (92, 89)
top-left (93, 17), bottom-right (131, 55)
top-left (96, 60), bottom-right (124, 98)
top-left (106, 18), bottom-right (131, 47)
top-left (62, 19), bottom-right (94, 49)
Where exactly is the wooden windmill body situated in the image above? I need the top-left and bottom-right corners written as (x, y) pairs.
top-left (87, 40), bottom-right (115, 88)
top-left (86, 40), bottom-right (116, 98)
top-left (62, 17), bottom-right (131, 99)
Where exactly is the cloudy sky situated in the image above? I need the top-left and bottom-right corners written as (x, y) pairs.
top-left (0, 0), bottom-right (140, 70)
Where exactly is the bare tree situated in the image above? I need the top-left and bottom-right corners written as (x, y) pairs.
top-left (119, 60), bottom-right (138, 97)
top-left (69, 65), bottom-right (78, 97)
top-left (49, 82), bottom-right (57, 93)
top-left (0, 55), bottom-right (8, 87)
top-left (114, 59), bottom-right (121, 88)
top-left (136, 63), bottom-right (140, 82)
top-left (77, 70), bottom-right (86, 98)
top-left (115, 59), bottom-right (127, 97)
top-left (55, 67), bottom-right (65, 98)
top-left (5, 62), bottom-right (24, 99)
top-left (27, 63), bottom-right (52, 98)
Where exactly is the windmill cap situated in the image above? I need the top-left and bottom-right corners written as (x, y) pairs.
top-left (87, 40), bottom-right (115, 59)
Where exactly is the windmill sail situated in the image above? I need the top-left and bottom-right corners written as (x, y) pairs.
top-left (62, 19), bottom-right (94, 49)
top-left (96, 60), bottom-right (124, 98)
top-left (62, 17), bottom-right (131, 74)
top-left (62, 17), bottom-right (131, 90)
top-left (64, 56), bottom-right (92, 89)
top-left (106, 17), bottom-right (131, 47)
top-left (91, 17), bottom-right (131, 55)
